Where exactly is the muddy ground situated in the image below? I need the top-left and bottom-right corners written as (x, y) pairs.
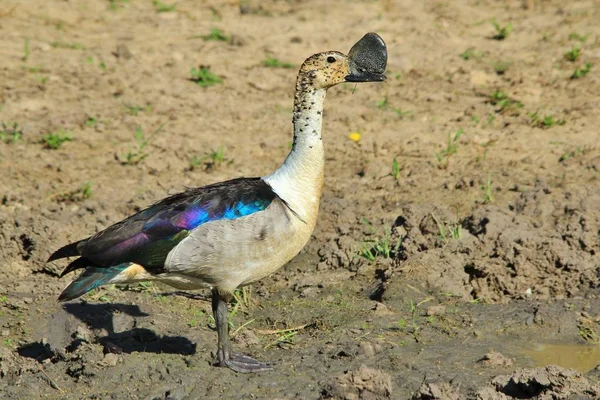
top-left (1, 0), bottom-right (600, 398)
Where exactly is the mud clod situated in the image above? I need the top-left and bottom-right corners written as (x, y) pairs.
top-left (320, 365), bottom-right (392, 399)
top-left (413, 382), bottom-right (461, 400)
top-left (478, 366), bottom-right (600, 399)
top-left (477, 351), bottom-right (513, 368)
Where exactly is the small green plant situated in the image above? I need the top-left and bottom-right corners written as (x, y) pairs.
top-left (491, 20), bottom-right (513, 40)
top-left (81, 182), bottom-right (93, 199)
top-left (568, 32), bottom-right (588, 43)
top-left (435, 128), bottom-right (463, 168)
top-left (122, 124), bottom-right (163, 165)
top-left (264, 329), bottom-right (298, 350)
top-left (262, 56), bottom-right (295, 69)
top-left (0, 122), bottom-right (23, 143)
top-left (376, 97), bottom-right (389, 109)
top-left (124, 104), bottom-right (145, 116)
top-left (50, 41), bottom-right (84, 50)
top-left (391, 157), bottom-right (401, 180)
top-left (475, 138), bottom-right (497, 164)
top-left (396, 318), bottom-right (408, 330)
top-left (43, 129), bottom-right (72, 149)
top-left (187, 309), bottom-right (208, 328)
top-left (492, 60), bottom-right (511, 75)
top-left (481, 175), bottom-right (493, 203)
top-left (109, 0), bottom-right (129, 10)
top-left (393, 297), bottom-right (432, 341)
top-left (359, 224), bottom-right (402, 261)
top-left (208, 147), bottom-right (225, 165)
top-left (376, 96), bottom-right (412, 118)
top-left (528, 111), bottom-right (566, 129)
top-left (84, 56), bottom-right (107, 70)
top-left (25, 65), bottom-right (49, 84)
top-left (189, 156), bottom-right (202, 170)
top-left (571, 62), bottom-right (592, 79)
top-left (201, 28), bottom-right (230, 42)
top-left (559, 146), bottom-right (589, 162)
top-left (431, 213), bottom-right (462, 244)
top-left (152, 0), bottom-right (176, 12)
top-left (54, 182), bottom-right (93, 203)
top-left (85, 117), bottom-right (97, 127)
top-left (156, 294), bottom-right (168, 303)
top-left (189, 147), bottom-right (227, 170)
top-left (0, 295), bottom-right (7, 303)
top-left (578, 321), bottom-right (599, 343)
top-left (190, 66), bottom-right (223, 87)
top-left (488, 90), bottom-right (523, 114)
top-left (460, 47), bottom-right (482, 61)
top-left (563, 46), bottom-right (581, 62)
top-left (3, 338), bottom-right (12, 347)
top-left (393, 108), bottom-right (412, 119)
top-left (23, 38), bottom-right (30, 62)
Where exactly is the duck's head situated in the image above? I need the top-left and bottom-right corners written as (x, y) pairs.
top-left (298, 33), bottom-right (387, 90)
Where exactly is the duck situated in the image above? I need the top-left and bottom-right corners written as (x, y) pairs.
top-left (47, 33), bottom-right (387, 373)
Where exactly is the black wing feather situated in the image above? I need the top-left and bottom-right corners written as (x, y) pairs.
top-left (48, 177), bottom-right (278, 274)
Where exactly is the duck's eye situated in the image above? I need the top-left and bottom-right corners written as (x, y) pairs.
top-left (326, 56), bottom-right (336, 63)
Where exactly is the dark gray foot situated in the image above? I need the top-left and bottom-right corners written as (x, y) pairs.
top-left (211, 289), bottom-right (274, 373)
top-left (213, 351), bottom-right (273, 373)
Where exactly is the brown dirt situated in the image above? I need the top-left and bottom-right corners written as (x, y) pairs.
top-left (1, 0), bottom-right (600, 398)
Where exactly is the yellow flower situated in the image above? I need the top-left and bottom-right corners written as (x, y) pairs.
top-left (348, 132), bottom-right (361, 142)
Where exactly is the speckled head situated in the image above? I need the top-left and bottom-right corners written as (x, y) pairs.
top-left (297, 33), bottom-right (387, 90)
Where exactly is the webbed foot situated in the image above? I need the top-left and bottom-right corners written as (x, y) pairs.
top-left (213, 350), bottom-right (273, 373)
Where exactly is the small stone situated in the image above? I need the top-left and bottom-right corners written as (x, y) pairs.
top-left (1, 330), bottom-right (9, 337)
top-left (101, 353), bottom-right (119, 367)
top-left (477, 351), bottom-right (513, 368)
top-left (230, 34), bottom-right (246, 47)
top-left (113, 44), bottom-right (133, 59)
top-left (372, 302), bottom-right (394, 315)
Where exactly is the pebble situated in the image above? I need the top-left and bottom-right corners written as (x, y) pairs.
top-left (102, 353), bottom-right (119, 367)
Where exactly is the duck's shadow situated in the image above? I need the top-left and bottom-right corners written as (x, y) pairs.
top-left (62, 302), bottom-right (197, 356)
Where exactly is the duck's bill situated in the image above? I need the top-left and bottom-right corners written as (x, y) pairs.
top-left (345, 32), bottom-right (387, 83)
top-left (345, 71), bottom-right (386, 82)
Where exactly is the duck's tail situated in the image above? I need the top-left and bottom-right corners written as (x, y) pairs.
top-left (58, 263), bottom-right (132, 302)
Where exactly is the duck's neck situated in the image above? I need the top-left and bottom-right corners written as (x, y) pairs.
top-left (263, 85), bottom-right (326, 224)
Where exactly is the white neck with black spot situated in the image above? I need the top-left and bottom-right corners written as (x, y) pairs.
top-left (263, 83), bottom-right (326, 223)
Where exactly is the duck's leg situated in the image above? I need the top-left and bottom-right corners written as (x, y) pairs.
top-left (211, 288), bottom-right (273, 373)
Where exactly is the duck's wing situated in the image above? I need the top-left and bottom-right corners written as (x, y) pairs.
top-left (48, 177), bottom-right (278, 275)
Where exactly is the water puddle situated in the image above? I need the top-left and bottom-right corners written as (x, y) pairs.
top-left (523, 343), bottom-right (600, 373)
